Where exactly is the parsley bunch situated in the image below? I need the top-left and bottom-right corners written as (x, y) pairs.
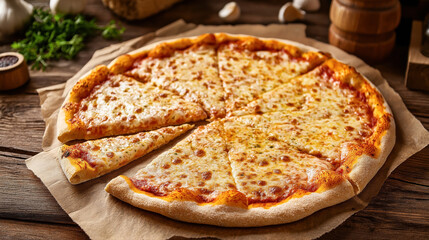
top-left (11, 9), bottom-right (125, 70)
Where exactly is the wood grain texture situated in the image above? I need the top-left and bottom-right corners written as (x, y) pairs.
top-left (329, 0), bottom-right (401, 34)
top-left (0, 152), bottom-right (73, 224)
top-left (329, 24), bottom-right (396, 62)
top-left (0, 219), bottom-right (88, 240)
top-left (0, 0), bottom-right (428, 239)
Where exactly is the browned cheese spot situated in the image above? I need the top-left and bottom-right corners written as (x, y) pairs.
top-left (162, 164), bottom-right (170, 169)
top-left (92, 145), bottom-right (100, 151)
top-left (269, 186), bottom-right (282, 194)
top-left (159, 92), bottom-right (168, 98)
top-left (257, 180), bottom-right (267, 186)
top-left (345, 126), bottom-right (354, 131)
top-left (194, 149), bottom-right (206, 157)
top-left (268, 135), bottom-right (278, 141)
top-left (280, 155), bottom-right (291, 162)
top-left (259, 160), bottom-right (269, 167)
top-left (172, 158), bottom-right (182, 164)
top-left (201, 171), bottom-right (212, 180)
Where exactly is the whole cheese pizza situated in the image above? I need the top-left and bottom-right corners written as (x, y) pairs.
top-left (57, 33), bottom-right (395, 227)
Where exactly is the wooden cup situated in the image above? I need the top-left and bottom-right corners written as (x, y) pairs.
top-left (0, 52), bottom-right (30, 91)
top-left (329, 0), bottom-right (401, 62)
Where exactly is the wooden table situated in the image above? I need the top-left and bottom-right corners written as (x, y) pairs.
top-left (0, 0), bottom-right (428, 239)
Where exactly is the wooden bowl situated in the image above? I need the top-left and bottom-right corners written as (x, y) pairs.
top-left (0, 52), bottom-right (29, 91)
top-left (330, 0), bottom-right (401, 34)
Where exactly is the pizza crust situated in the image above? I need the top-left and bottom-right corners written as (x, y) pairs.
top-left (58, 147), bottom-right (97, 184)
top-left (345, 93), bottom-right (396, 193)
top-left (105, 175), bottom-right (355, 227)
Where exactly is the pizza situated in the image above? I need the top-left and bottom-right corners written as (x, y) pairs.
top-left (60, 124), bottom-right (193, 184)
top-left (57, 33), bottom-right (395, 227)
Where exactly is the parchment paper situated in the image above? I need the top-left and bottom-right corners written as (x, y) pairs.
top-left (26, 20), bottom-right (429, 240)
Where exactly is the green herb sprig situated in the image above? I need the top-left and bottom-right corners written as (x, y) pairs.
top-left (11, 9), bottom-right (125, 70)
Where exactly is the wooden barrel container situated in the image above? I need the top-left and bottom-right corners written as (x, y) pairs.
top-left (329, 0), bottom-right (401, 62)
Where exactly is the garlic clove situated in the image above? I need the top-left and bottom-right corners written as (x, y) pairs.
top-left (219, 2), bottom-right (241, 23)
top-left (293, 0), bottom-right (321, 12)
top-left (278, 3), bottom-right (305, 23)
top-left (50, 0), bottom-right (87, 15)
top-left (0, 0), bottom-right (33, 40)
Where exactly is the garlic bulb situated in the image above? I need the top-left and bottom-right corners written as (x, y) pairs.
top-left (293, 0), bottom-right (321, 12)
top-left (50, 0), bottom-right (87, 15)
top-left (219, 2), bottom-right (241, 23)
top-left (278, 3), bottom-right (305, 23)
top-left (0, 0), bottom-right (33, 40)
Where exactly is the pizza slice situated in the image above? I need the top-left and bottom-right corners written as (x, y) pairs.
top-left (125, 34), bottom-right (226, 119)
top-left (60, 124), bottom-right (194, 184)
top-left (57, 66), bottom-right (206, 142)
top-left (217, 35), bottom-right (328, 115)
top-left (222, 116), bottom-right (354, 211)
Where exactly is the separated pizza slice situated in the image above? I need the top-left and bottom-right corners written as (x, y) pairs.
top-left (60, 124), bottom-right (194, 184)
top-left (57, 66), bottom-right (207, 142)
top-left (217, 35), bottom-right (328, 115)
top-left (126, 34), bottom-right (226, 119)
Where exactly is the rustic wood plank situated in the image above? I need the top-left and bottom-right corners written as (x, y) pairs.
top-left (0, 94), bottom-right (44, 153)
top-left (0, 152), bottom-right (73, 224)
top-left (0, 219), bottom-right (88, 240)
top-left (322, 175), bottom-right (429, 239)
top-left (389, 147), bottom-right (429, 186)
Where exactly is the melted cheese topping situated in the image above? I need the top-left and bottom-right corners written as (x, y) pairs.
top-left (62, 124), bottom-right (193, 171)
top-left (131, 121), bottom-right (236, 201)
top-left (128, 45), bottom-right (225, 118)
top-left (233, 64), bottom-right (373, 165)
top-left (75, 74), bottom-right (206, 137)
top-left (223, 117), bottom-right (334, 203)
top-left (218, 43), bottom-right (316, 114)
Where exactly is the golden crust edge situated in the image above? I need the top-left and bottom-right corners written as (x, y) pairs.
top-left (323, 59), bottom-right (396, 193)
top-left (57, 65), bottom-right (109, 143)
top-left (107, 33), bottom-right (329, 75)
top-left (58, 147), bottom-right (96, 185)
top-left (345, 87), bottom-right (396, 193)
top-left (105, 175), bottom-right (355, 227)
